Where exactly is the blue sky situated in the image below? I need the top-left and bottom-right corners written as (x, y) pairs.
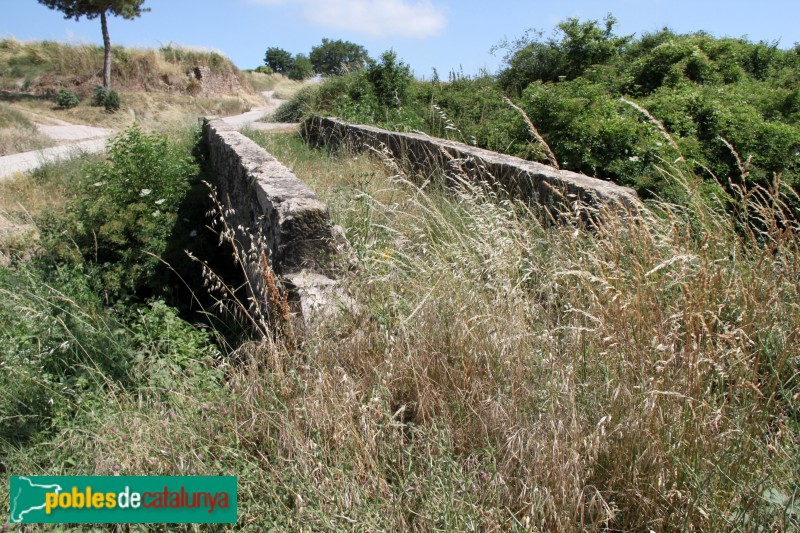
top-left (3, 0), bottom-right (800, 78)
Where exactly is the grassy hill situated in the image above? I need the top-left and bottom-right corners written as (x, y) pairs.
top-left (0, 39), bottom-right (275, 131)
top-left (1, 39), bottom-right (247, 96)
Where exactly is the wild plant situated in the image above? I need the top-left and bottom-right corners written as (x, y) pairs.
top-left (187, 181), bottom-right (294, 348)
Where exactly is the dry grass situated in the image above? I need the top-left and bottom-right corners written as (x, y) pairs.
top-left (237, 129), bottom-right (800, 529)
top-left (0, 102), bottom-right (55, 155)
top-left (269, 77), bottom-right (310, 101)
top-left (0, 39), bottom-right (242, 94)
top-left (1, 91), bottom-right (260, 132)
top-left (1, 39), bottom-right (264, 132)
top-left (241, 71), bottom-right (281, 93)
top-left (0, 151), bottom-right (103, 217)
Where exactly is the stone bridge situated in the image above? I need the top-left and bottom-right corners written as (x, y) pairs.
top-left (201, 116), bottom-right (640, 330)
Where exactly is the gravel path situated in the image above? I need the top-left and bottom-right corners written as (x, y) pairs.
top-left (219, 90), bottom-right (296, 132)
top-left (0, 90), bottom-right (294, 180)
top-left (0, 138), bottom-right (110, 179)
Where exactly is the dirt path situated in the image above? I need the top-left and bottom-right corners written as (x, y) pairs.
top-left (220, 90), bottom-right (298, 132)
top-left (0, 90), bottom-right (296, 180)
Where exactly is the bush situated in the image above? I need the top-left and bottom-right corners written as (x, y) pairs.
top-left (42, 126), bottom-right (198, 301)
top-left (90, 85), bottom-right (120, 112)
top-left (367, 50), bottom-right (412, 108)
top-left (55, 88), bottom-right (79, 109)
top-left (91, 85), bottom-right (108, 106)
top-left (0, 264), bottom-right (135, 443)
top-left (272, 85), bottom-right (318, 122)
top-left (104, 89), bottom-right (121, 112)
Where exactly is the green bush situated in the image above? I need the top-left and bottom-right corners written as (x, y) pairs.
top-left (42, 126), bottom-right (198, 301)
top-left (55, 88), bottom-right (79, 109)
top-left (367, 50), bottom-right (412, 108)
top-left (104, 89), bottom-right (121, 112)
top-left (272, 85), bottom-right (319, 122)
top-left (0, 262), bottom-right (222, 445)
top-left (91, 85), bottom-right (108, 106)
top-left (0, 264), bottom-right (134, 443)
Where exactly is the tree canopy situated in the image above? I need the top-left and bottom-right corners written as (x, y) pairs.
top-left (310, 38), bottom-right (369, 76)
top-left (37, 0), bottom-right (147, 20)
top-left (288, 53), bottom-right (313, 81)
top-left (264, 47), bottom-right (294, 74)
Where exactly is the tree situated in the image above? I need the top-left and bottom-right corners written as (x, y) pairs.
top-left (264, 47), bottom-right (294, 74)
top-left (38, 0), bottom-right (148, 89)
top-left (309, 38), bottom-right (369, 76)
top-left (288, 54), bottom-right (313, 81)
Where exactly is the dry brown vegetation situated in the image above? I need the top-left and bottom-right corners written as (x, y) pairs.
top-left (230, 130), bottom-right (800, 530)
top-left (0, 39), bottom-right (266, 132)
top-left (0, 102), bottom-right (54, 156)
top-left (1, 39), bottom-right (241, 95)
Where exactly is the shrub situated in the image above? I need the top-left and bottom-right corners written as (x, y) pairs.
top-left (90, 85), bottom-right (120, 112)
top-left (43, 126), bottom-right (198, 301)
top-left (55, 88), bottom-right (79, 109)
top-left (367, 50), bottom-right (412, 108)
top-left (272, 85), bottom-right (318, 122)
top-left (0, 264), bottom-right (135, 443)
top-left (91, 85), bottom-right (108, 106)
top-left (104, 89), bottom-right (121, 112)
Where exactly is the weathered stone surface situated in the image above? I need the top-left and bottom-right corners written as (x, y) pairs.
top-left (303, 116), bottom-right (641, 221)
top-left (202, 118), bottom-right (343, 328)
top-left (193, 66), bottom-right (244, 97)
top-left (284, 269), bottom-right (355, 324)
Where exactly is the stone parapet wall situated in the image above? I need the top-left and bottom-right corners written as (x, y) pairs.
top-left (303, 116), bottom-right (640, 220)
top-left (202, 117), bottom-right (344, 327)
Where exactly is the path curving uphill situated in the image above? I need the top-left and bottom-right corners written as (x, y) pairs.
top-left (0, 91), bottom-right (293, 180)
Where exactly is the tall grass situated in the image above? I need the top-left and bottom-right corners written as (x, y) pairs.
top-left (2, 118), bottom-right (797, 530)
top-left (0, 39), bottom-right (241, 93)
top-left (240, 128), bottom-right (800, 529)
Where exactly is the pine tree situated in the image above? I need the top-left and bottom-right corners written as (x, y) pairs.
top-left (38, 0), bottom-right (149, 88)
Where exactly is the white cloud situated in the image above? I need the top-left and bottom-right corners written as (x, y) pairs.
top-left (248, 0), bottom-right (446, 39)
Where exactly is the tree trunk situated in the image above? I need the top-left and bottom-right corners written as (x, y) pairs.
top-left (100, 10), bottom-right (111, 88)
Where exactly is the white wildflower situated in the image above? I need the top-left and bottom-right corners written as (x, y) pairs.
top-left (140, 189), bottom-right (152, 197)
